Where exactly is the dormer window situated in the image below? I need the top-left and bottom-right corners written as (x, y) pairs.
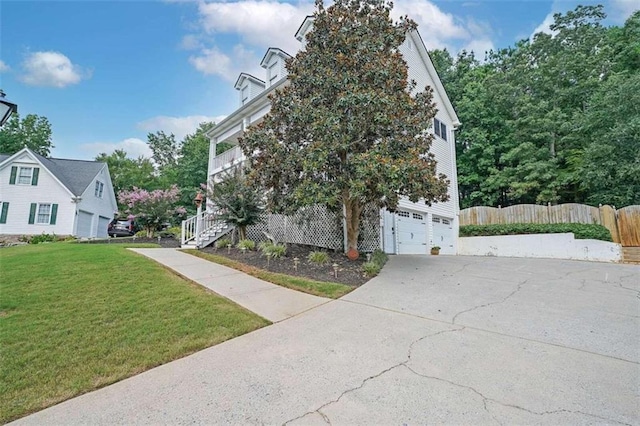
top-left (260, 48), bottom-right (291, 88)
top-left (241, 86), bottom-right (249, 105)
top-left (268, 62), bottom-right (279, 83)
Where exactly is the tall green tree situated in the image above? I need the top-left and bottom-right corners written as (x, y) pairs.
top-left (95, 150), bottom-right (157, 195)
top-left (241, 0), bottom-right (449, 255)
top-left (0, 114), bottom-right (53, 156)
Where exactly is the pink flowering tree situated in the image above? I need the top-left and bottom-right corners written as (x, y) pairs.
top-left (118, 185), bottom-right (187, 237)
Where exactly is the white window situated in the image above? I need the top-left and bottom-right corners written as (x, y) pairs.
top-left (412, 213), bottom-right (423, 220)
top-left (442, 219), bottom-right (451, 225)
top-left (18, 167), bottom-right (33, 184)
top-left (432, 217), bottom-right (441, 223)
top-left (434, 118), bottom-right (447, 141)
top-left (269, 62), bottom-right (279, 83)
top-left (397, 211), bottom-right (410, 218)
top-left (95, 181), bottom-right (104, 198)
top-left (37, 204), bottom-right (52, 224)
top-left (241, 86), bottom-right (249, 105)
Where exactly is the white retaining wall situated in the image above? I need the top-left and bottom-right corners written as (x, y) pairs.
top-left (458, 233), bottom-right (622, 263)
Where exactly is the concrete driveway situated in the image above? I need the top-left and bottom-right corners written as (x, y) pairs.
top-left (13, 256), bottom-right (639, 425)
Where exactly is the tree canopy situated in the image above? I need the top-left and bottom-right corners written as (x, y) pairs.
top-left (0, 114), bottom-right (53, 156)
top-left (432, 6), bottom-right (640, 208)
top-left (241, 0), bottom-right (449, 255)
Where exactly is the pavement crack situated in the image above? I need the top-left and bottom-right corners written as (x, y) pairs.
top-left (407, 327), bottom-right (465, 361)
top-left (451, 278), bottom-right (529, 324)
top-left (402, 364), bottom-right (502, 425)
top-left (403, 365), bottom-right (632, 426)
top-left (316, 409), bottom-right (331, 425)
top-left (282, 363), bottom-right (405, 425)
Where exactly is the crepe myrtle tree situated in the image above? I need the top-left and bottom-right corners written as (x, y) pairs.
top-left (206, 167), bottom-right (264, 241)
top-left (240, 0), bottom-right (449, 257)
top-left (118, 185), bottom-right (187, 237)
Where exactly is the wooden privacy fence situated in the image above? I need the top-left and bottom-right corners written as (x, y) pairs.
top-left (460, 203), bottom-right (640, 246)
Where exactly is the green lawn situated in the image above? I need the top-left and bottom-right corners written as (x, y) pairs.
top-left (185, 250), bottom-right (353, 299)
top-left (0, 243), bottom-right (270, 423)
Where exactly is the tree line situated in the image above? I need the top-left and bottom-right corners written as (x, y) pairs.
top-left (430, 5), bottom-right (639, 208)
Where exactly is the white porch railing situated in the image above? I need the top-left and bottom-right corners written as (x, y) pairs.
top-left (212, 146), bottom-right (244, 173)
top-left (181, 210), bottom-right (232, 248)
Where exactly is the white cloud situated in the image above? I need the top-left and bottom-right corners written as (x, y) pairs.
top-left (462, 38), bottom-right (494, 58)
top-left (80, 138), bottom-right (152, 159)
top-left (0, 60), bottom-right (9, 72)
top-left (531, 13), bottom-right (556, 39)
top-left (186, 0), bottom-right (495, 79)
top-left (19, 51), bottom-right (90, 88)
top-left (137, 114), bottom-right (227, 140)
top-left (197, 1), bottom-right (314, 53)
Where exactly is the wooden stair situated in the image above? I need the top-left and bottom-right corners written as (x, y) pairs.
top-left (622, 247), bottom-right (640, 264)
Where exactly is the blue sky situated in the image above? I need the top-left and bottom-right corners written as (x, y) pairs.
top-left (0, 0), bottom-right (636, 160)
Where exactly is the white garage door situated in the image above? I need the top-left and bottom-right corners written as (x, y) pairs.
top-left (432, 216), bottom-right (454, 254)
top-left (97, 216), bottom-right (111, 238)
top-left (397, 211), bottom-right (427, 254)
top-left (76, 210), bottom-right (93, 237)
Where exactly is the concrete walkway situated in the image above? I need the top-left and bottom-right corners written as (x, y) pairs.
top-left (129, 248), bottom-right (330, 322)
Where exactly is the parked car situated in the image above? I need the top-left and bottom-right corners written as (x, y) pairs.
top-left (108, 218), bottom-right (137, 237)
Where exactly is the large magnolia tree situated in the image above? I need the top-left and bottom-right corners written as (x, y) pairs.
top-left (240, 0), bottom-right (449, 256)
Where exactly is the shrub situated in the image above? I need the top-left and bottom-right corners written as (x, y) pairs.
top-left (216, 238), bottom-right (233, 249)
top-left (29, 233), bottom-right (58, 245)
top-left (362, 261), bottom-right (381, 277)
top-left (361, 249), bottom-right (388, 277)
top-left (237, 239), bottom-right (256, 251)
top-left (370, 249), bottom-right (388, 267)
top-left (263, 243), bottom-right (286, 258)
top-left (160, 226), bottom-right (182, 239)
top-left (134, 230), bottom-right (147, 238)
top-left (258, 241), bottom-right (274, 252)
top-left (459, 223), bottom-right (612, 242)
top-left (308, 251), bottom-right (330, 265)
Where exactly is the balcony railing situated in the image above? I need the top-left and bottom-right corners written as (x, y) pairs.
top-left (212, 146), bottom-right (244, 173)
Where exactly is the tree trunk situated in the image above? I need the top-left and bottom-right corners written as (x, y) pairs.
top-left (343, 196), bottom-right (363, 257)
top-left (239, 226), bottom-right (247, 241)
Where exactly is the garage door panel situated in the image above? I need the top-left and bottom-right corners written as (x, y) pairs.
top-left (397, 212), bottom-right (427, 254)
top-left (433, 216), bottom-right (454, 254)
top-left (77, 211), bottom-right (93, 238)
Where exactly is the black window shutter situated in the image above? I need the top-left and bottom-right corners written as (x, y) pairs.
top-left (0, 202), bottom-right (8, 224)
top-left (31, 168), bottom-right (40, 186)
top-left (28, 203), bottom-right (37, 224)
top-left (9, 166), bottom-right (17, 184)
top-left (50, 204), bottom-right (58, 225)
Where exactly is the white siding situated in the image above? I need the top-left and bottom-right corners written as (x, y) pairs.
top-left (0, 157), bottom-right (75, 235)
top-left (76, 166), bottom-right (118, 237)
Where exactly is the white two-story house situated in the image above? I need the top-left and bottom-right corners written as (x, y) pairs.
top-left (0, 147), bottom-right (118, 238)
top-left (203, 16), bottom-right (461, 255)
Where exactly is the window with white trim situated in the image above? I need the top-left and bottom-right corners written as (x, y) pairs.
top-left (95, 181), bottom-right (104, 198)
top-left (18, 167), bottom-right (33, 185)
top-left (397, 211), bottom-right (410, 218)
top-left (241, 86), bottom-right (249, 105)
top-left (412, 213), bottom-right (424, 220)
top-left (269, 62), bottom-right (279, 83)
top-left (37, 203), bottom-right (52, 224)
top-left (442, 219), bottom-right (451, 225)
top-left (432, 217), bottom-right (441, 223)
top-left (434, 118), bottom-right (447, 141)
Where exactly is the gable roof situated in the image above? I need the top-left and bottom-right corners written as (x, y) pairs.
top-left (234, 72), bottom-right (266, 90)
top-left (0, 148), bottom-right (106, 196)
top-left (260, 48), bottom-right (292, 68)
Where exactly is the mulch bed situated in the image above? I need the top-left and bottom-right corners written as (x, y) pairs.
top-left (200, 243), bottom-right (371, 287)
top-left (98, 237), bottom-right (370, 287)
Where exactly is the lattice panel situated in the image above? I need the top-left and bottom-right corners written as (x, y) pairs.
top-left (245, 204), bottom-right (381, 252)
top-left (358, 204), bottom-right (382, 253)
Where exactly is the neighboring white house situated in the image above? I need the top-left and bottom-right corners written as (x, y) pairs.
top-left (204, 16), bottom-right (461, 255)
top-left (0, 147), bottom-right (118, 238)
